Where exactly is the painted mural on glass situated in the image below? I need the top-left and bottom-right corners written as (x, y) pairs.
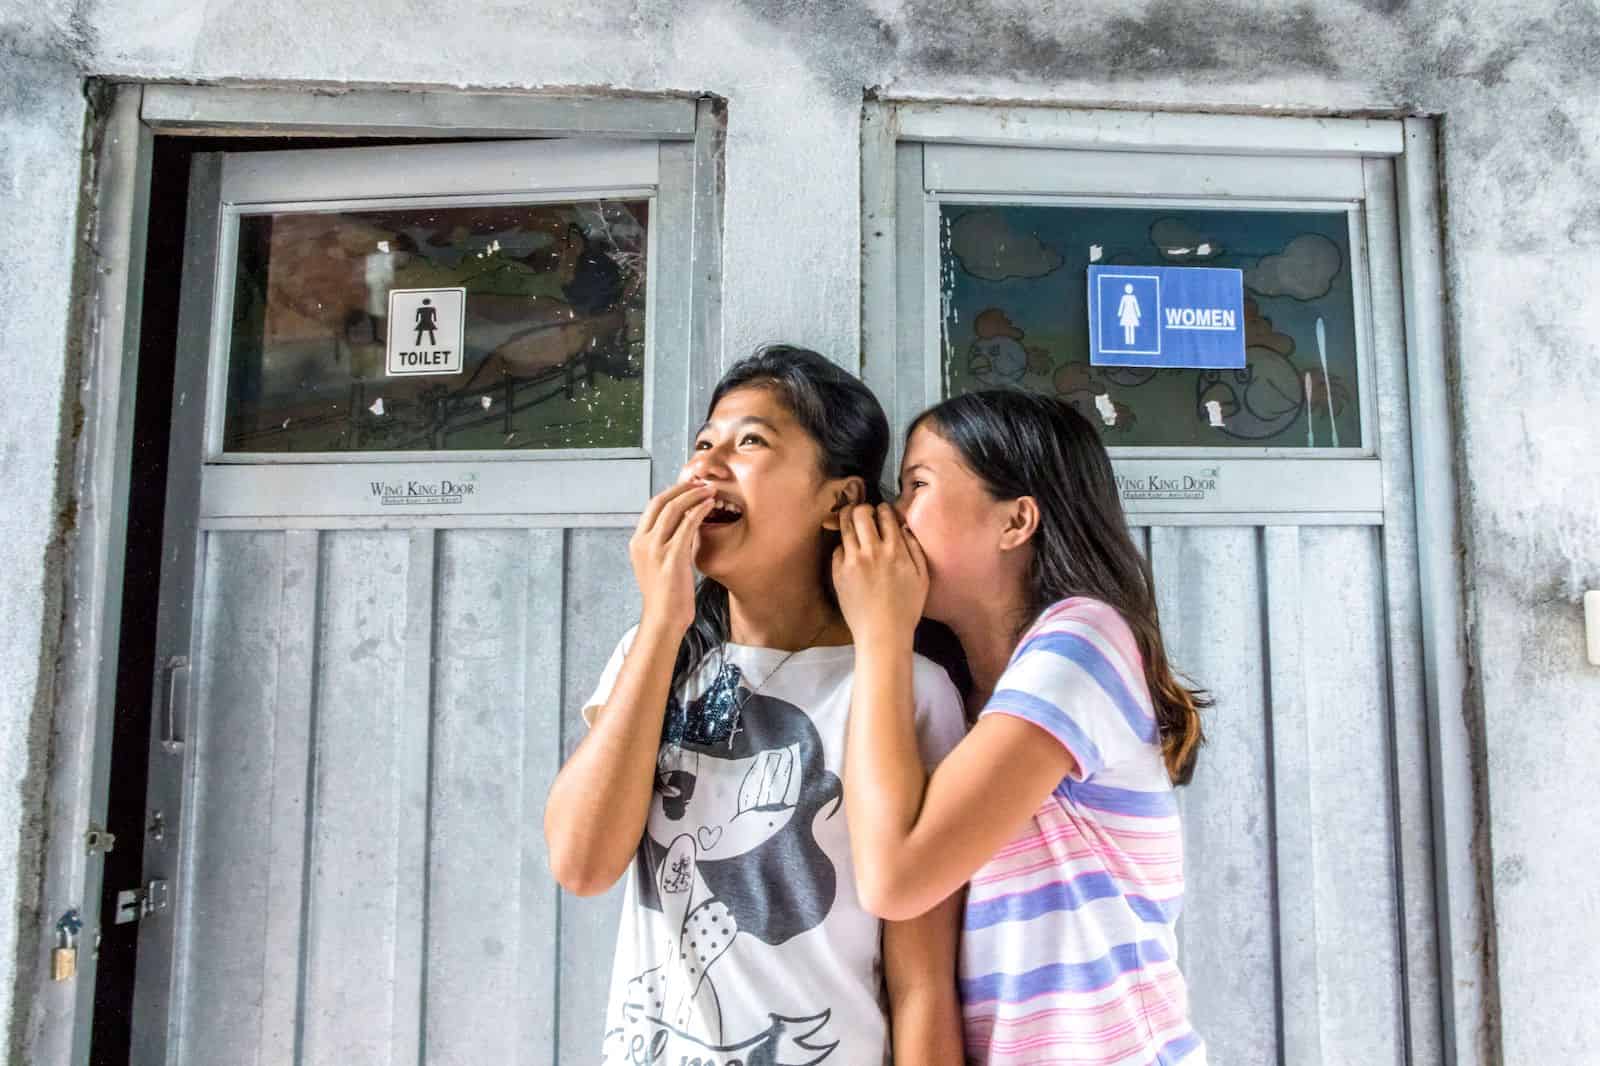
top-left (223, 199), bottom-right (648, 453)
top-left (939, 205), bottom-right (1361, 448)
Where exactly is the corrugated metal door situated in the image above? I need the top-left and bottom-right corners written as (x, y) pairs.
top-left (160, 526), bottom-right (636, 1062)
top-left (868, 137), bottom-right (1441, 1066)
top-left (129, 134), bottom-right (712, 1064)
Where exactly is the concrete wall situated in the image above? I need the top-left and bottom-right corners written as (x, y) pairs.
top-left (2, 0), bottom-right (1598, 1061)
top-left (0, 11), bottom-right (91, 1053)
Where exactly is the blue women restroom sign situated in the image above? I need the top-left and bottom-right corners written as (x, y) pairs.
top-left (1088, 266), bottom-right (1246, 369)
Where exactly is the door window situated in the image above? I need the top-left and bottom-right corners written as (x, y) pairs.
top-left (938, 203), bottom-right (1362, 449)
top-left (188, 137), bottom-right (700, 519)
top-left (224, 199), bottom-right (650, 454)
top-left (876, 141), bottom-right (1393, 520)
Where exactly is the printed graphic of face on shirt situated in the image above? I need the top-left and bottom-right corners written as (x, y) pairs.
top-left (606, 684), bottom-right (846, 1063)
top-left (650, 743), bottom-right (803, 860)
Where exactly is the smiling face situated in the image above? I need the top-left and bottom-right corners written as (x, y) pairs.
top-left (895, 423), bottom-right (1020, 624)
top-left (680, 384), bottom-right (854, 593)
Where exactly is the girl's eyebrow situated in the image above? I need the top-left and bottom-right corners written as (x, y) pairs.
top-left (900, 463), bottom-right (932, 477)
top-left (696, 415), bottom-right (782, 437)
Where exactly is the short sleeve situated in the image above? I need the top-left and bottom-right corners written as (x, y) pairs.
top-left (911, 654), bottom-right (969, 770)
top-left (580, 625), bottom-right (639, 728)
top-left (979, 600), bottom-right (1157, 781)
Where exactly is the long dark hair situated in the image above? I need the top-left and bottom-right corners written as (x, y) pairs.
top-left (913, 390), bottom-right (1209, 784)
top-left (669, 344), bottom-right (890, 695)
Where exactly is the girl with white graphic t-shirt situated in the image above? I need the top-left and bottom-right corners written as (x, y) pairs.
top-left (545, 346), bottom-right (968, 1065)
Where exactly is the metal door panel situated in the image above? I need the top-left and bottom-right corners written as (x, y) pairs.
top-left (140, 85), bottom-right (699, 142)
top-left (1262, 525), bottom-right (1322, 1063)
top-left (199, 459), bottom-right (653, 518)
top-left (1366, 150), bottom-right (1446, 1066)
top-left (1136, 524), bottom-right (1411, 1066)
top-left (1154, 526), bottom-right (1279, 1066)
top-left (155, 525), bottom-right (592, 1066)
top-left (893, 104), bottom-right (1404, 157)
top-left (516, 530), bottom-right (568, 1061)
top-left (1149, 525), bottom-right (1409, 1066)
top-left (220, 138), bottom-right (660, 204)
top-left (259, 530), bottom-right (320, 1063)
top-left (1298, 525), bottom-right (1405, 1061)
top-left (175, 531), bottom-right (286, 1066)
top-left (131, 152), bottom-right (221, 1066)
top-left (299, 532), bottom-right (417, 1065)
top-left (924, 143), bottom-right (1367, 200)
top-left (424, 529), bottom-right (560, 1061)
top-left (129, 121), bottom-right (715, 1062)
top-left (880, 128), bottom-right (1443, 1064)
top-left (556, 529), bottom-right (639, 1060)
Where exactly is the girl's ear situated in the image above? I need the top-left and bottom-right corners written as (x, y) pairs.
top-left (998, 495), bottom-right (1041, 552)
top-left (819, 477), bottom-right (867, 531)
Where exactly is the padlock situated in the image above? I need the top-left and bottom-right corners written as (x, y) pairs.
top-left (52, 908), bottom-right (81, 982)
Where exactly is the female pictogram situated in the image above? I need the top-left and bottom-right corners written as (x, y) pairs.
top-left (413, 298), bottom-right (439, 346)
top-left (1117, 283), bottom-right (1142, 346)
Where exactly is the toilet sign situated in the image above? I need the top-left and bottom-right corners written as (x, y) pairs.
top-left (386, 287), bottom-right (466, 376)
top-left (1088, 266), bottom-right (1246, 369)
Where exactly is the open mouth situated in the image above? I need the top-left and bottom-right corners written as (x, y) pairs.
top-left (702, 496), bottom-right (745, 526)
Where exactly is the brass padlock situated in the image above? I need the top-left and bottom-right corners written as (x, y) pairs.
top-left (52, 908), bottom-right (81, 982)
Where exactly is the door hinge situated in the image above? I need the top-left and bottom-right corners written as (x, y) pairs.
top-left (114, 879), bottom-right (170, 925)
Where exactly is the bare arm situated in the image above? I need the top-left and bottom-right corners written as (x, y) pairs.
top-left (543, 616), bottom-right (683, 895)
top-left (884, 889), bottom-right (966, 1065)
top-left (835, 505), bottom-right (1075, 920)
top-left (855, 707), bottom-right (1074, 920)
top-left (543, 481), bottom-right (713, 896)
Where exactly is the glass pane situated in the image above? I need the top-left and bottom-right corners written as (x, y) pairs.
top-left (223, 199), bottom-right (648, 453)
top-left (939, 204), bottom-right (1361, 448)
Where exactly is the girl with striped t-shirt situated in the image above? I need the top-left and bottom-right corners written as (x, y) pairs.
top-left (833, 389), bottom-right (1209, 1065)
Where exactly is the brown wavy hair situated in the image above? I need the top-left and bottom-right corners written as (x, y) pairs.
top-left (913, 390), bottom-right (1209, 784)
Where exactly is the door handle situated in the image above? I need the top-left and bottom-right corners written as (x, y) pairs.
top-left (160, 656), bottom-right (190, 754)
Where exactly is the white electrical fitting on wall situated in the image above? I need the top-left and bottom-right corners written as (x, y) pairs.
top-left (1586, 590), bottom-right (1599, 666)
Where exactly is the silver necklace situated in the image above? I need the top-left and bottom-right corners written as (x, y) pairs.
top-left (713, 614), bottom-right (838, 745)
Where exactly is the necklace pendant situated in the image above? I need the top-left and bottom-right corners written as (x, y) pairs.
top-left (670, 661), bottom-right (747, 747)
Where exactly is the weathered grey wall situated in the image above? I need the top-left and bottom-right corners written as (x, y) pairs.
top-left (0, 17), bottom-right (89, 1051)
top-left (2, 0), bottom-right (1598, 1061)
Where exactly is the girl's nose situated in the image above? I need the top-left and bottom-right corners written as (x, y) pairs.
top-left (681, 445), bottom-right (730, 483)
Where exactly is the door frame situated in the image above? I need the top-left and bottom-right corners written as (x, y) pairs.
top-left (34, 81), bottom-right (726, 1066)
top-left (860, 100), bottom-right (1483, 1066)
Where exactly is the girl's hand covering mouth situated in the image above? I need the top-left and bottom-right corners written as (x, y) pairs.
top-left (630, 480), bottom-right (716, 636)
top-left (832, 502), bottom-right (929, 647)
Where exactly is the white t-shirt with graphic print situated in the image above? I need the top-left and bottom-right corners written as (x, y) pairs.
top-left (581, 626), bottom-right (966, 1066)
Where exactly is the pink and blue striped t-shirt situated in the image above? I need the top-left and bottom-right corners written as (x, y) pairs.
top-left (960, 597), bottom-right (1205, 1066)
